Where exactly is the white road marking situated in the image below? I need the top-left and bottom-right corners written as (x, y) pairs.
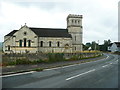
top-left (106, 55), bottom-right (109, 59)
top-left (0, 71), bottom-right (35, 78)
top-left (102, 65), bottom-right (109, 68)
top-left (44, 64), bottom-right (78, 71)
top-left (66, 69), bottom-right (95, 81)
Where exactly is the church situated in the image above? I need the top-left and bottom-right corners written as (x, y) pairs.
top-left (3, 14), bottom-right (83, 53)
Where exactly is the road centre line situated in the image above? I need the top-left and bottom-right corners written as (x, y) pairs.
top-left (1, 71), bottom-right (35, 78)
top-left (66, 69), bottom-right (96, 81)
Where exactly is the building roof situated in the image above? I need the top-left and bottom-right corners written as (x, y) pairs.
top-left (108, 43), bottom-right (113, 47)
top-left (29, 27), bottom-right (72, 38)
top-left (5, 30), bottom-right (18, 36)
top-left (114, 42), bottom-right (120, 47)
top-left (5, 27), bottom-right (72, 38)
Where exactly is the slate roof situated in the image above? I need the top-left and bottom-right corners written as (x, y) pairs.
top-left (5, 30), bottom-right (18, 36)
top-left (108, 43), bottom-right (113, 47)
top-left (29, 27), bottom-right (72, 38)
top-left (114, 42), bottom-right (120, 47)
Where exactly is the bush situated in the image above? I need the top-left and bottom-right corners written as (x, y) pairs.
top-left (31, 59), bottom-right (46, 64)
top-left (15, 59), bottom-right (31, 65)
top-left (48, 53), bottom-right (65, 62)
top-left (68, 55), bottom-right (80, 61)
top-left (33, 68), bottom-right (43, 71)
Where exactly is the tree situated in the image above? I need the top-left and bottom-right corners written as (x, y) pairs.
top-left (99, 39), bottom-right (112, 51)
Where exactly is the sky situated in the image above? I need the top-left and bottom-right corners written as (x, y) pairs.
top-left (0, 0), bottom-right (119, 44)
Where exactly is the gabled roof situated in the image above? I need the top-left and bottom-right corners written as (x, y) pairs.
top-left (108, 43), bottom-right (113, 47)
top-left (29, 27), bottom-right (72, 38)
top-left (5, 30), bottom-right (18, 36)
top-left (114, 42), bottom-right (120, 47)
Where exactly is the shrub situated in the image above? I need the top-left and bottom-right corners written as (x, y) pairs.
top-left (48, 53), bottom-right (65, 62)
top-left (15, 59), bottom-right (31, 65)
top-left (68, 55), bottom-right (80, 61)
top-left (33, 68), bottom-right (43, 71)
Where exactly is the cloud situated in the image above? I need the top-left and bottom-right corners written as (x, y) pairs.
top-left (0, 0), bottom-right (119, 44)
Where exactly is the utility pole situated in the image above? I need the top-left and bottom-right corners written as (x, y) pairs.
top-left (98, 40), bottom-right (99, 51)
top-left (95, 42), bottom-right (96, 51)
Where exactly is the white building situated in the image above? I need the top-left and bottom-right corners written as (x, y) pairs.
top-left (108, 42), bottom-right (120, 52)
top-left (3, 14), bottom-right (83, 53)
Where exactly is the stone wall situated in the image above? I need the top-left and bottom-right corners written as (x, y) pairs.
top-left (38, 37), bottom-right (72, 53)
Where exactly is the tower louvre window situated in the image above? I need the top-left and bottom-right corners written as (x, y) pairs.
top-left (75, 36), bottom-right (76, 41)
top-left (72, 20), bottom-right (74, 23)
top-left (75, 20), bottom-right (76, 23)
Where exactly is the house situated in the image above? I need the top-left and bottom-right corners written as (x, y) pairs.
top-left (108, 42), bottom-right (120, 52)
top-left (3, 14), bottom-right (83, 53)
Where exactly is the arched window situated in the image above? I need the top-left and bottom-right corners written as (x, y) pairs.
top-left (49, 41), bottom-right (52, 47)
top-left (24, 38), bottom-right (27, 47)
top-left (28, 40), bottom-right (31, 47)
top-left (19, 40), bottom-right (22, 47)
top-left (57, 41), bottom-right (60, 47)
top-left (75, 47), bottom-right (76, 50)
top-left (8, 45), bottom-right (10, 51)
top-left (75, 36), bottom-right (76, 41)
top-left (40, 41), bottom-right (43, 47)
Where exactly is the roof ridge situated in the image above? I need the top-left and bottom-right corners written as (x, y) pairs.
top-left (29, 27), bottom-right (67, 30)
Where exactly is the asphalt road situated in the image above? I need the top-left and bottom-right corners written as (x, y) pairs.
top-left (2, 53), bottom-right (119, 88)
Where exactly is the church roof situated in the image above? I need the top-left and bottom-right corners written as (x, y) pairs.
top-left (5, 27), bottom-right (72, 38)
top-left (29, 27), bottom-right (72, 38)
top-left (5, 30), bottom-right (18, 36)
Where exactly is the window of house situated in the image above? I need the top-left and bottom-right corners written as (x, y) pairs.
top-left (28, 40), bottom-right (31, 47)
top-left (49, 41), bottom-right (52, 47)
top-left (57, 41), bottom-right (60, 47)
top-left (24, 38), bottom-right (27, 47)
top-left (19, 40), bottom-right (22, 47)
top-left (40, 41), bottom-right (43, 47)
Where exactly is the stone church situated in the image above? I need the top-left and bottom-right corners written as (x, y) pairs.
top-left (3, 14), bottom-right (83, 53)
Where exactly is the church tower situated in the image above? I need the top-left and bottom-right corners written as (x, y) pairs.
top-left (67, 14), bottom-right (83, 52)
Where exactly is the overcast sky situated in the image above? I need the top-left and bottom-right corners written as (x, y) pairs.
top-left (0, 0), bottom-right (119, 44)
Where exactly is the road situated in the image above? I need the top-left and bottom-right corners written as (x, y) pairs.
top-left (2, 53), bottom-right (119, 88)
